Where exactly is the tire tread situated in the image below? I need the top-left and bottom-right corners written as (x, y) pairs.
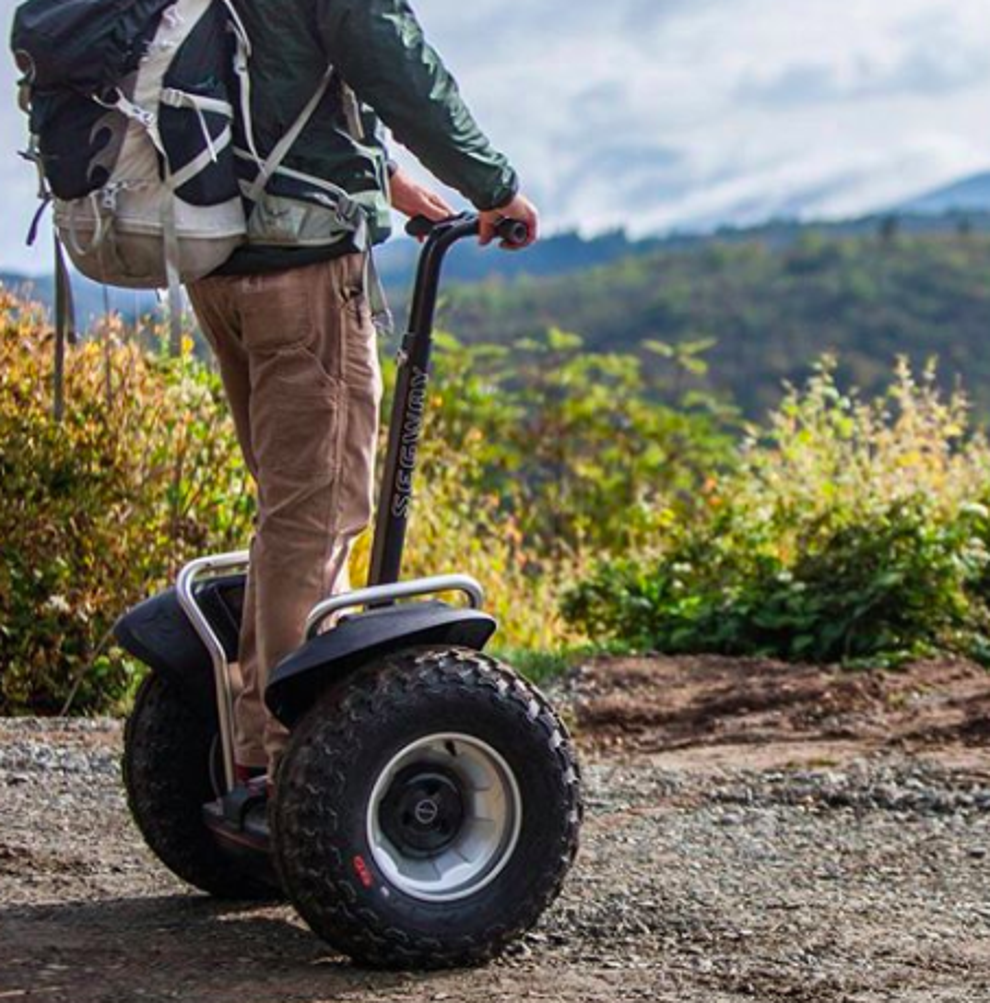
top-left (123, 674), bottom-right (274, 900)
top-left (272, 647), bottom-right (582, 969)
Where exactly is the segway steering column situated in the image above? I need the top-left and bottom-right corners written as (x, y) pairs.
top-left (368, 214), bottom-right (529, 588)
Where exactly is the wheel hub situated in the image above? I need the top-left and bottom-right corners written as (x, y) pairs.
top-left (367, 733), bottom-right (523, 902)
top-left (380, 766), bottom-right (466, 857)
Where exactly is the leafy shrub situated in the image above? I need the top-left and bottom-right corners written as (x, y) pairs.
top-left (0, 284), bottom-right (779, 716)
top-left (425, 328), bottom-right (737, 556)
top-left (565, 359), bottom-right (990, 665)
top-left (364, 327), bottom-right (737, 654)
top-left (7, 302), bottom-right (662, 711)
top-left (0, 300), bottom-right (254, 714)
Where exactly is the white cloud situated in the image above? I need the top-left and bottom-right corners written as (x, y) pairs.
top-left (1, 0), bottom-right (989, 272)
top-left (403, 0), bottom-right (990, 234)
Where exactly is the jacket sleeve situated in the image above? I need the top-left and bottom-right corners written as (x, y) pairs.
top-left (316, 0), bottom-right (519, 211)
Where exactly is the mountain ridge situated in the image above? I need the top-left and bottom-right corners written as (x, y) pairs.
top-left (895, 172), bottom-right (990, 216)
top-left (4, 176), bottom-right (989, 326)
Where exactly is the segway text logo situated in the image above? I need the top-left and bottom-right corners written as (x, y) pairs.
top-left (391, 368), bottom-right (429, 519)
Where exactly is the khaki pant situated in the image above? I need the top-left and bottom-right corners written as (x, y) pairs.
top-left (188, 254), bottom-right (382, 773)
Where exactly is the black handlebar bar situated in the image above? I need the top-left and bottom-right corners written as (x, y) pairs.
top-left (405, 213), bottom-right (530, 248)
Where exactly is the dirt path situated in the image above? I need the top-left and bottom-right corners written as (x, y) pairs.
top-left (572, 654), bottom-right (990, 763)
top-left (2, 657), bottom-right (990, 1002)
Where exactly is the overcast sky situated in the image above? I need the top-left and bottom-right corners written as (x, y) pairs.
top-left (2, 0), bottom-right (988, 273)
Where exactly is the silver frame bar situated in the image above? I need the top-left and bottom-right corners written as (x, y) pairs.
top-left (305, 574), bottom-right (485, 639)
top-left (176, 557), bottom-right (485, 794)
top-left (175, 550), bottom-right (250, 794)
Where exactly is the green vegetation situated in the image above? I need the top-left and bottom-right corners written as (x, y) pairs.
top-left (0, 292), bottom-right (727, 714)
top-left (4, 224), bottom-right (990, 715)
top-left (0, 301), bottom-right (253, 714)
top-left (439, 229), bottom-right (990, 419)
top-left (566, 360), bottom-right (990, 666)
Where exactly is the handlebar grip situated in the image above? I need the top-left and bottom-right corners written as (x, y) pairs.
top-left (405, 215), bottom-right (436, 240)
top-left (494, 217), bottom-right (530, 248)
top-left (404, 214), bottom-right (531, 248)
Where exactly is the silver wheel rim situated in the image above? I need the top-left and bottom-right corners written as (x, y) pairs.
top-left (367, 733), bottom-right (523, 903)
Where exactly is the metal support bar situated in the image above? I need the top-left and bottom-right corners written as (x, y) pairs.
top-left (306, 574), bottom-right (485, 640)
top-left (368, 215), bottom-right (494, 589)
top-left (175, 550), bottom-right (250, 794)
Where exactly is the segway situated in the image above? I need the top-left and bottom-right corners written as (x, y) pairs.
top-left (115, 214), bottom-right (583, 969)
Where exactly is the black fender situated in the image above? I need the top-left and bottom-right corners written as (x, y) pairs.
top-left (265, 601), bottom-right (497, 728)
top-left (113, 576), bottom-right (246, 722)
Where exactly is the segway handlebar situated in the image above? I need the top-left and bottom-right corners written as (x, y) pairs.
top-left (405, 213), bottom-right (530, 248)
top-left (400, 212), bottom-right (528, 348)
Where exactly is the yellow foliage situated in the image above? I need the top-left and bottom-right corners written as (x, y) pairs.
top-left (0, 290), bottom-right (578, 712)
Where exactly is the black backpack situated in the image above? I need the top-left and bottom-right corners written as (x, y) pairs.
top-left (11, 0), bottom-right (368, 349)
top-left (12, 0), bottom-right (246, 302)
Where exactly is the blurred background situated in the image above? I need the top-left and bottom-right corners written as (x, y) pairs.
top-left (2, 0), bottom-right (989, 415)
top-left (4, 0), bottom-right (990, 261)
top-left (4, 0), bottom-right (990, 713)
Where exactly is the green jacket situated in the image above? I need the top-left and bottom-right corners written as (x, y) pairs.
top-left (229, 0), bottom-right (518, 255)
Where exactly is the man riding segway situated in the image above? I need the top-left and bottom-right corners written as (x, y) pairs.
top-left (186, 0), bottom-right (540, 792)
top-left (13, 0), bottom-right (578, 969)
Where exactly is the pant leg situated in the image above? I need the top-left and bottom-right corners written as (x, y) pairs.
top-left (186, 278), bottom-right (258, 476)
top-left (237, 254), bottom-right (382, 772)
top-left (187, 278), bottom-right (274, 770)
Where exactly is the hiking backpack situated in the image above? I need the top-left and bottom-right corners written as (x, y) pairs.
top-left (11, 0), bottom-right (369, 340)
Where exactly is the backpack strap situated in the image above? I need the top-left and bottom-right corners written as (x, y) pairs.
top-left (222, 5), bottom-right (368, 247)
top-left (340, 83), bottom-right (366, 142)
top-left (52, 232), bottom-right (77, 422)
top-left (97, 86), bottom-right (188, 353)
top-left (363, 250), bottom-right (393, 336)
top-left (245, 65), bottom-right (335, 204)
top-left (238, 66), bottom-right (372, 249)
top-left (22, 118), bottom-right (77, 372)
top-left (160, 89), bottom-right (235, 187)
top-left (222, 0), bottom-right (263, 169)
top-left (160, 183), bottom-right (185, 356)
top-left (54, 233), bottom-right (77, 349)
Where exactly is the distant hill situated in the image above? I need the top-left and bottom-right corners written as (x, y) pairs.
top-left (376, 227), bottom-right (667, 293)
top-left (433, 222), bottom-right (990, 421)
top-left (381, 209), bottom-right (990, 308)
top-left (5, 206), bottom-right (989, 325)
top-left (896, 172), bottom-right (990, 216)
top-left (1, 229), bottom-right (667, 323)
top-left (0, 271), bottom-right (156, 325)
top-left (6, 211), bottom-right (990, 424)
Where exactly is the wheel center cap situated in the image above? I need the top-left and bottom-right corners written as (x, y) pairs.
top-left (379, 765), bottom-right (466, 858)
top-left (414, 799), bottom-right (439, 825)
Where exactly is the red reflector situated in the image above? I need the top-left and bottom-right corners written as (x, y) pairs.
top-left (353, 855), bottom-right (374, 889)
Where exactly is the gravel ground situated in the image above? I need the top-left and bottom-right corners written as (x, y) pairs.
top-left (1, 711), bottom-right (989, 1003)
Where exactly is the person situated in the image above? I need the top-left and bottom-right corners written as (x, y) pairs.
top-left (187, 0), bottom-right (539, 789)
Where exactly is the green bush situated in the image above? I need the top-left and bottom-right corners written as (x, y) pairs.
top-left (6, 277), bottom-right (871, 716)
top-left (9, 302), bottom-right (673, 711)
top-left (565, 359), bottom-right (990, 665)
top-left (425, 328), bottom-right (737, 556)
top-left (0, 301), bottom-right (255, 714)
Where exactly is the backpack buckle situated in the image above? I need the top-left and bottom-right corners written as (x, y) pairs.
top-left (335, 196), bottom-right (364, 230)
